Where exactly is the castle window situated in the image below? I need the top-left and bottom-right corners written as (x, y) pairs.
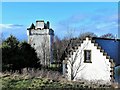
top-left (84, 50), bottom-right (91, 63)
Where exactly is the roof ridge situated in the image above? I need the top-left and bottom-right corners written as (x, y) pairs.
top-left (92, 37), bottom-right (120, 41)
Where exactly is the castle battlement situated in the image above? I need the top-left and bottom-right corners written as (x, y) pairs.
top-left (27, 20), bottom-right (53, 36)
top-left (35, 20), bottom-right (49, 30)
top-left (30, 29), bottom-right (54, 35)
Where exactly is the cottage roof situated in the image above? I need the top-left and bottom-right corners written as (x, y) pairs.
top-left (61, 36), bottom-right (120, 66)
top-left (93, 37), bottom-right (120, 66)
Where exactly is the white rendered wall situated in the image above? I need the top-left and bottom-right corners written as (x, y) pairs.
top-left (66, 37), bottom-right (111, 84)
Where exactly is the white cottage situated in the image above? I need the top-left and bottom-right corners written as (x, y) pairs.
top-left (62, 36), bottom-right (120, 84)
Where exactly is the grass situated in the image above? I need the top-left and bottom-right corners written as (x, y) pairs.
top-left (1, 76), bottom-right (114, 90)
top-left (0, 71), bottom-right (118, 90)
top-left (1, 78), bottom-right (79, 89)
top-left (1, 74), bottom-right (73, 89)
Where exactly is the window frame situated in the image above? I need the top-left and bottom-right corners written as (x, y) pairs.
top-left (84, 50), bottom-right (92, 63)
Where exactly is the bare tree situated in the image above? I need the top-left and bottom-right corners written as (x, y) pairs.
top-left (79, 32), bottom-right (97, 39)
top-left (64, 27), bottom-right (75, 40)
top-left (100, 33), bottom-right (115, 39)
top-left (52, 36), bottom-right (62, 65)
top-left (64, 41), bottom-right (88, 80)
top-left (36, 36), bottom-right (50, 67)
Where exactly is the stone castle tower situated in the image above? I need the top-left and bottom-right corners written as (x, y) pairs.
top-left (27, 20), bottom-right (54, 66)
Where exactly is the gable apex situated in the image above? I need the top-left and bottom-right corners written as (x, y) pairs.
top-left (61, 36), bottom-right (118, 66)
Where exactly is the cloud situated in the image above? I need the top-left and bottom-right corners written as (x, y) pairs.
top-left (55, 10), bottom-right (118, 39)
top-left (96, 22), bottom-right (117, 29)
top-left (58, 13), bottom-right (87, 26)
top-left (10, 24), bottom-right (24, 28)
top-left (1, 24), bottom-right (27, 41)
top-left (0, 24), bottom-right (24, 29)
top-left (0, 24), bottom-right (13, 29)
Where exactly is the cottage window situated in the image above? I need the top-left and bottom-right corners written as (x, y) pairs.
top-left (84, 50), bottom-right (91, 63)
top-left (65, 64), bottom-right (67, 69)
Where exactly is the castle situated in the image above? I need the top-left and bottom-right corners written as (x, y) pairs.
top-left (27, 20), bottom-right (54, 66)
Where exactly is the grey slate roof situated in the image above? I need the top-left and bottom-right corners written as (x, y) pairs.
top-left (61, 37), bottom-right (120, 66)
top-left (93, 37), bottom-right (120, 66)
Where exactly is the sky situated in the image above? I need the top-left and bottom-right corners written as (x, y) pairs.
top-left (0, 2), bottom-right (119, 40)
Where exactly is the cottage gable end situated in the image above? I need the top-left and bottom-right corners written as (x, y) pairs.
top-left (63, 37), bottom-right (115, 84)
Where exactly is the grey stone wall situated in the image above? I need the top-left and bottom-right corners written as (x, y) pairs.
top-left (27, 20), bottom-right (54, 66)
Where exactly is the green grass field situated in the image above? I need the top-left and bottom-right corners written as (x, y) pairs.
top-left (1, 74), bottom-right (79, 89)
top-left (0, 73), bottom-right (118, 90)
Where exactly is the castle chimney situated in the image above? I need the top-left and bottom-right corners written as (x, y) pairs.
top-left (47, 21), bottom-right (50, 29)
top-left (36, 20), bottom-right (44, 29)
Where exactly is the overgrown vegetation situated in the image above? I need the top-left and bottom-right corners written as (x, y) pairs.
top-left (0, 70), bottom-right (114, 89)
top-left (2, 35), bottom-right (40, 73)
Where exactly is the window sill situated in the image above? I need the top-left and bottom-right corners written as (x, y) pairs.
top-left (84, 61), bottom-right (92, 63)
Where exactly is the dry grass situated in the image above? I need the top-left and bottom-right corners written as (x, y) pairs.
top-left (1, 69), bottom-right (120, 89)
top-left (0, 68), bottom-right (64, 82)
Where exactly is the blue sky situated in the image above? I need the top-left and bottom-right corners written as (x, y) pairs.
top-left (1, 2), bottom-right (118, 40)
